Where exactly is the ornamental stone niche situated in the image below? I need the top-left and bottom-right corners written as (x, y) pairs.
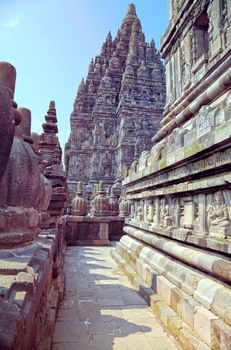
top-left (112, 1), bottom-right (231, 349)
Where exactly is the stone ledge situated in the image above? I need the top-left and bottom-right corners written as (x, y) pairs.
top-left (123, 225), bottom-right (231, 283)
top-left (126, 219), bottom-right (231, 255)
top-left (63, 214), bottom-right (125, 223)
top-left (111, 248), bottom-right (211, 350)
top-left (113, 235), bottom-right (231, 336)
top-left (0, 228), bottom-right (66, 350)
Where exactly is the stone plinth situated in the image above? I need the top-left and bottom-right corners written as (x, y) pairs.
top-left (209, 226), bottom-right (231, 239)
top-left (62, 215), bottom-right (124, 246)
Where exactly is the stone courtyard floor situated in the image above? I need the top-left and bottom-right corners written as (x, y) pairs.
top-left (52, 245), bottom-right (180, 350)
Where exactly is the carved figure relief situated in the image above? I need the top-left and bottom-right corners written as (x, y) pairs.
top-left (207, 191), bottom-right (230, 228)
top-left (137, 202), bottom-right (144, 221)
top-left (160, 198), bottom-right (172, 228)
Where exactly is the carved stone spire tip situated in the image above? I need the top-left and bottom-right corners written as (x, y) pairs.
top-left (106, 31), bottom-right (112, 41)
top-left (49, 100), bottom-right (56, 110)
top-left (127, 3), bottom-right (136, 15)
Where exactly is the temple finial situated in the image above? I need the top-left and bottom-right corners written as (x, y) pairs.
top-left (127, 3), bottom-right (136, 15)
top-left (49, 100), bottom-right (56, 111)
top-left (42, 100), bottom-right (58, 134)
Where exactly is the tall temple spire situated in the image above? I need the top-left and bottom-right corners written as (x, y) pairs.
top-left (66, 4), bottom-right (166, 197)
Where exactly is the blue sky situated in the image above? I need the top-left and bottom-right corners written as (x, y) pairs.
top-left (0, 0), bottom-right (168, 152)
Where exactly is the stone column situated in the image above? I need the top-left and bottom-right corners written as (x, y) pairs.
top-left (198, 194), bottom-right (207, 234)
top-left (144, 200), bottom-right (147, 221)
top-left (154, 197), bottom-right (160, 226)
top-left (172, 197), bottom-right (180, 227)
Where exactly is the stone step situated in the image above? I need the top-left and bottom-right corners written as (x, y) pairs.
top-left (111, 235), bottom-right (231, 349)
top-left (111, 249), bottom-right (212, 350)
top-left (117, 235), bottom-right (231, 325)
top-left (124, 226), bottom-right (231, 284)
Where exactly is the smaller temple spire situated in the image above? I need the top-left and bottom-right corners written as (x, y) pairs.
top-left (106, 31), bottom-right (112, 42)
top-left (100, 31), bottom-right (113, 56)
top-left (151, 38), bottom-right (157, 54)
top-left (77, 78), bottom-right (86, 97)
top-left (88, 59), bottom-right (94, 73)
top-left (42, 100), bottom-right (58, 134)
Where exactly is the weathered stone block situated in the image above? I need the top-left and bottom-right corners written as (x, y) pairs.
top-left (194, 306), bottom-right (219, 346)
top-left (181, 297), bottom-right (201, 330)
top-left (194, 279), bottom-right (220, 308)
top-left (179, 325), bottom-right (210, 350)
top-left (156, 275), bottom-right (174, 306)
top-left (211, 319), bottom-right (231, 350)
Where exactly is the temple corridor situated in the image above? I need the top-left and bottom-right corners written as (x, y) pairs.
top-left (52, 246), bottom-right (180, 350)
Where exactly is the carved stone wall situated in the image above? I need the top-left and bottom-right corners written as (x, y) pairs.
top-left (0, 63), bottom-right (66, 350)
top-left (65, 4), bottom-right (166, 200)
top-left (113, 1), bottom-right (231, 349)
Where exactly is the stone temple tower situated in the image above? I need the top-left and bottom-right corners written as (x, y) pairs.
top-left (65, 4), bottom-right (166, 198)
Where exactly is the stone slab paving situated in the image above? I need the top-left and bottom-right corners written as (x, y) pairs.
top-left (52, 246), bottom-right (181, 350)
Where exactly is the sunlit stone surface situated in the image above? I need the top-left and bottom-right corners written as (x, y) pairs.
top-left (113, 0), bottom-right (231, 349)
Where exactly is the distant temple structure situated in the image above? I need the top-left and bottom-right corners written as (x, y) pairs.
top-left (65, 4), bottom-right (166, 198)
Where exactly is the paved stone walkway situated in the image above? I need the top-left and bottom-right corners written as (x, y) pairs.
top-left (52, 246), bottom-right (180, 350)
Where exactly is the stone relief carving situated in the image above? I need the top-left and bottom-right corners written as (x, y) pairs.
top-left (137, 202), bottom-right (144, 221)
top-left (160, 197), bottom-right (172, 228)
top-left (196, 105), bottom-right (214, 138)
top-left (207, 190), bottom-right (231, 238)
top-left (131, 190), bottom-right (230, 240)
